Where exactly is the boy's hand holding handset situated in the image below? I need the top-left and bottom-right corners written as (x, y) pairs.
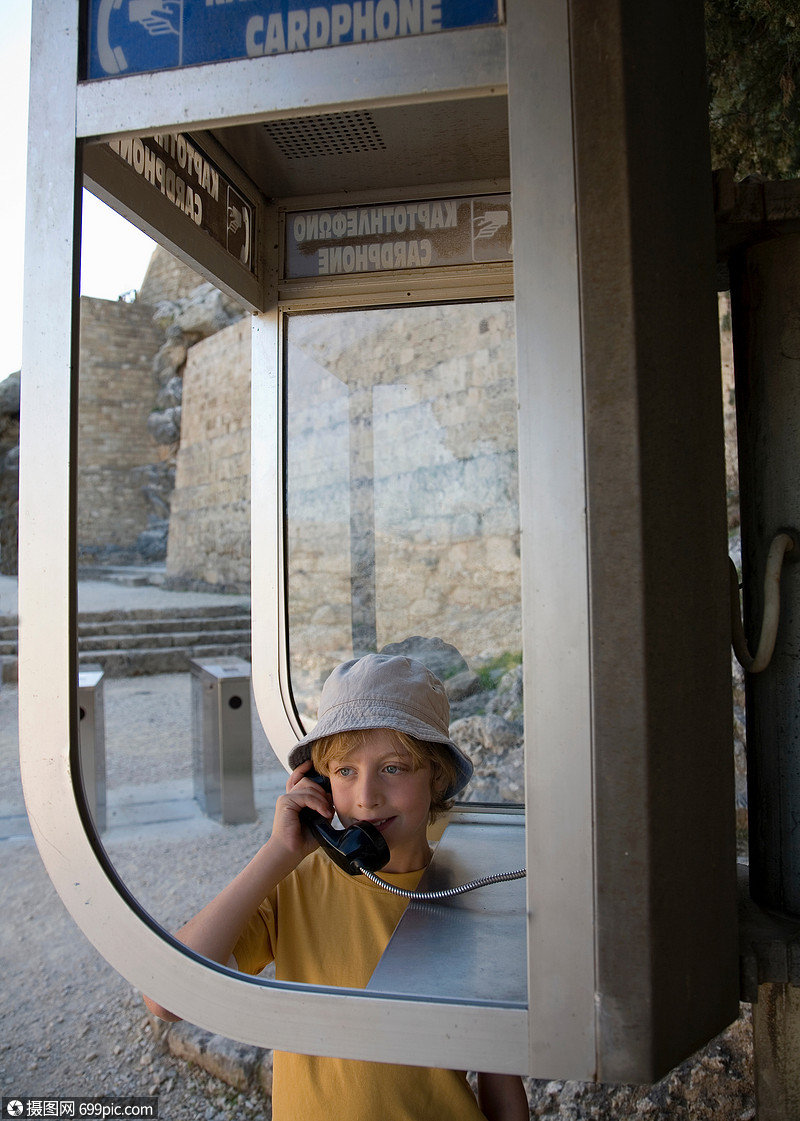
top-left (269, 758), bottom-right (334, 863)
top-left (144, 759), bottom-right (335, 1016)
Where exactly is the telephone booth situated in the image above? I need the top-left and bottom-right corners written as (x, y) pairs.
top-left (19, 0), bottom-right (739, 1084)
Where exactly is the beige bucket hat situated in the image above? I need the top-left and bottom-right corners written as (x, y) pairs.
top-left (288, 653), bottom-right (473, 799)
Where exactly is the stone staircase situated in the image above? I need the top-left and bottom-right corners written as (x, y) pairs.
top-left (0, 604), bottom-right (251, 682)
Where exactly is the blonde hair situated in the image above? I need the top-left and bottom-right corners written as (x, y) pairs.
top-left (311, 728), bottom-right (459, 823)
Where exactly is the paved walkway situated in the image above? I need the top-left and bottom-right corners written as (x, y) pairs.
top-left (1, 573), bottom-right (287, 850)
top-left (0, 571), bottom-right (251, 618)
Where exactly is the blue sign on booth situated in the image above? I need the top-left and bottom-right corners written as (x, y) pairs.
top-left (86, 0), bottom-right (501, 80)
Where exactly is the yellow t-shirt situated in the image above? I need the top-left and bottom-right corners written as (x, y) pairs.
top-left (233, 849), bottom-right (487, 1120)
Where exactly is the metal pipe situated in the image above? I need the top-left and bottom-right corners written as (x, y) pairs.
top-left (730, 233), bottom-right (800, 917)
top-left (730, 532), bottom-right (795, 673)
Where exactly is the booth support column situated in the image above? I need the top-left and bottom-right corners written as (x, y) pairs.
top-left (730, 235), bottom-right (800, 1121)
top-left (565, 0), bottom-right (738, 1081)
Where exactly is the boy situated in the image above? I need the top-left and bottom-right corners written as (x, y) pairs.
top-left (145, 653), bottom-right (528, 1120)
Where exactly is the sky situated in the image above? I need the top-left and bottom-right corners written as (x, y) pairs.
top-left (1, 0), bottom-right (157, 385)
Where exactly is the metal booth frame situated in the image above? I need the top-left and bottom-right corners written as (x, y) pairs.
top-left (20, 0), bottom-right (739, 1084)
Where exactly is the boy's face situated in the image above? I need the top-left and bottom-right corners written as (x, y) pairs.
top-left (329, 729), bottom-right (433, 874)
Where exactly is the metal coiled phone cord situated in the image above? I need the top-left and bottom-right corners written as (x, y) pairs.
top-left (354, 862), bottom-right (526, 900)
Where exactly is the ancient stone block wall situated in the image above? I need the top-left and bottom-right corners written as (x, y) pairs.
top-left (165, 317), bottom-right (251, 590)
top-left (285, 303), bottom-right (521, 691)
top-left (77, 296), bottom-right (166, 552)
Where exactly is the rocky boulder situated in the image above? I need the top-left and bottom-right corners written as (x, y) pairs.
top-left (147, 406), bottom-right (182, 447)
top-left (0, 372), bottom-right (21, 575)
top-left (147, 284), bottom-right (246, 448)
top-left (453, 711), bottom-right (525, 803)
top-left (380, 635), bottom-right (469, 681)
top-left (0, 370), bottom-right (20, 416)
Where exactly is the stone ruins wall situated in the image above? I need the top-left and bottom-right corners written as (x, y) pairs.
top-left (285, 303), bottom-right (521, 694)
top-left (76, 248), bottom-right (246, 571)
top-left (77, 296), bottom-right (166, 556)
top-left (165, 316), bottom-right (251, 591)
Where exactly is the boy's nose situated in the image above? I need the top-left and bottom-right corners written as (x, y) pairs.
top-left (355, 775), bottom-right (382, 809)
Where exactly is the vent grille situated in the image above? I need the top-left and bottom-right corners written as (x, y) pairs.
top-left (263, 111), bottom-right (387, 160)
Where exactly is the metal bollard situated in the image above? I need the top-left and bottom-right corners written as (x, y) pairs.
top-left (190, 656), bottom-right (256, 824)
top-left (78, 664), bottom-right (107, 832)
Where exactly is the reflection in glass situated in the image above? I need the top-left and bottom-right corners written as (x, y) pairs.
top-left (70, 228), bottom-right (285, 929)
top-left (285, 302), bottom-right (523, 803)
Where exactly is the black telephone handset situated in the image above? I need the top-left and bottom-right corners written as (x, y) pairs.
top-left (299, 769), bottom-right (390, 876)
top-left (299, 768), bottom-right (527, 900)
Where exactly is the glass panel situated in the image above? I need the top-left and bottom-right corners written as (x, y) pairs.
top-left (285, 301), bottom-right (523, 803)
